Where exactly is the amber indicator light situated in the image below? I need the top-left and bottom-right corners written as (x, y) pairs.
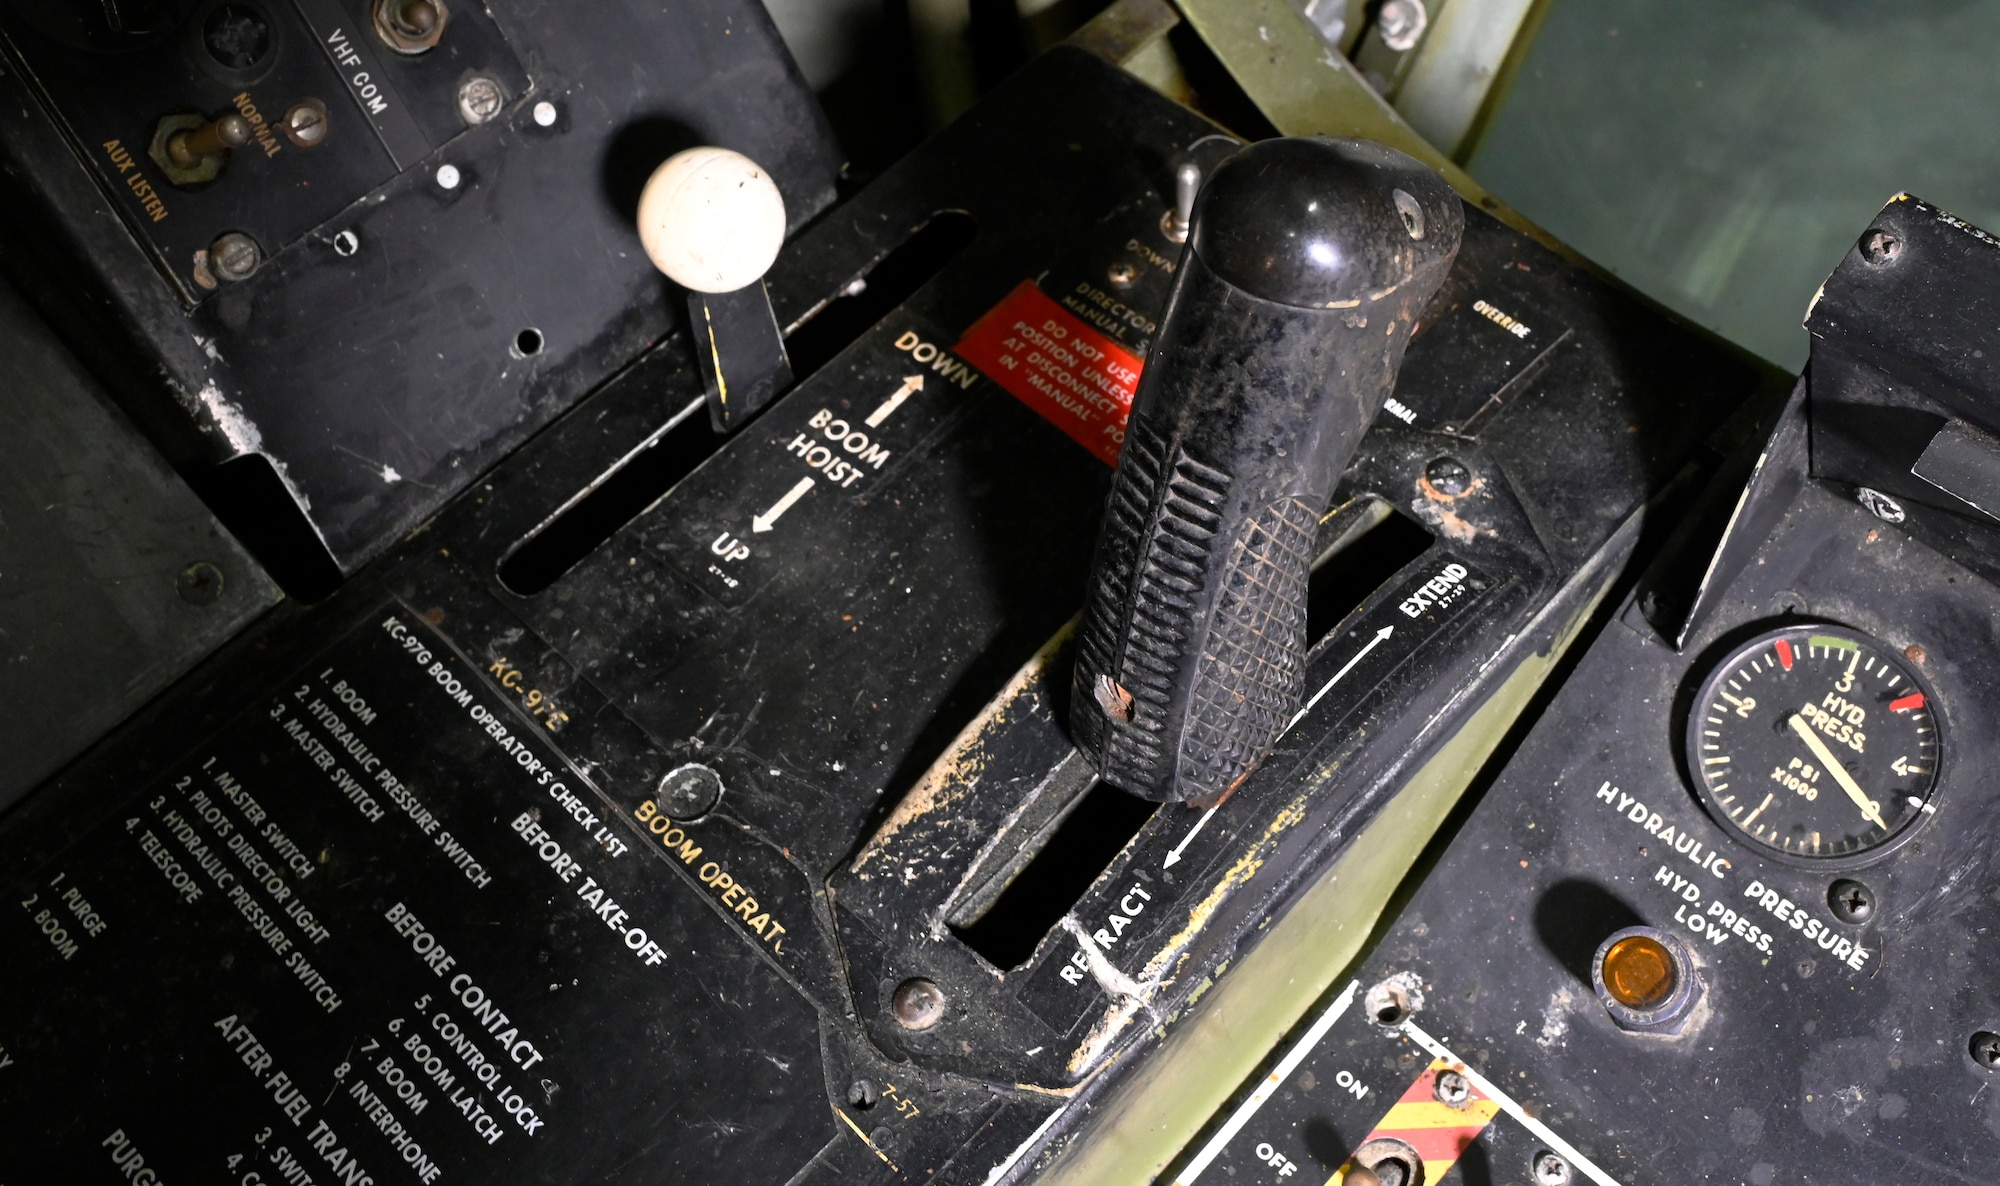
top-left (1600, 934), bottom-right (1677, 1009)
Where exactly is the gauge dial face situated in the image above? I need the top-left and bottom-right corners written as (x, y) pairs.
top-left (1688, 627), bottom-right (1941, 860)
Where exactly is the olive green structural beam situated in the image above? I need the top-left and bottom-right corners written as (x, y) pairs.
top-left (1168, 0), bottom-right (1567, 252)
top-left (1185, 0), bottom-right (1458, 169)
top-left (1395, 0), bottom-right (1551, 162)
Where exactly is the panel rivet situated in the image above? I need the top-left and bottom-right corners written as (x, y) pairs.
top-left (1828, 879), bottom-right (1874, 924)
top-left (1859, 228), bottom-right (1903, 265)
top-left (1533, 1150), bottom-right (1574, 1186)
top-left (1424, 456), bottom-right (1472, 496)
top-left (891, 979), bottom-right (945, 1030)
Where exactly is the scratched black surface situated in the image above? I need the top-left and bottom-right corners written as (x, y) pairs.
top-left (0, 0), bottom-right (841, 574)
top-left (1209, 216), bottom-right (2000, 1182)
top-left (1257, 484), bottom-right (2000, 1185)
top-left (0, 46), bottom-right (1767, 1186)
top-left (0, 607), bottom-right (833, 1184)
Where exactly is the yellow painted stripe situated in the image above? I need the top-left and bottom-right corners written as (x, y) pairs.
top-left (830, 1103), bottom-right (900, 1173)
top-left (1324, 1059), bottom-right (1503, 1185)
top-left (1372, 1099), bottom-right (1502, 1130)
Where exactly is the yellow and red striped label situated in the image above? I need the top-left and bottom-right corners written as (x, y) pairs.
top-left (1328, 1059), bottom-right (1501, 1185)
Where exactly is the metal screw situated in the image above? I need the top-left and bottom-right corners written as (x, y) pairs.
top-left (1859, 229), bottom-right (1904, 265)
top-left (1393, 188), bottom-right (1425, 240)
top-left (846, 1080), bottom-right (879, 1109)
top-left (1377, 0), bottom-right (1429, 51)
top-left (458, 75), bottom-right (505, 126)
top-left (208, 232), bottom-right (262, 283)
top-left (1856, 487), bottom-right (1905, 523)
top-left (1971, 1031), bottom-right (2000, 1070)
top-left (1533, 1150), bottom-right (1574, 1186)
top-left (177, 562), bottom-right (225, 606)
top-left (1425, 456), bottom-right (1472, 496)
top-left (1828, 879), bottom-right (1874, 924)
top-left (284, 101), bottom-right (328, 148)
top-left (1432, 1069), bottom-right (1470, 1106)
top-left (332, 229), bottom-right (361, 257)
top-left (533, 100), bottom-right (559, 127)
top-left (1905, 644), bottom-right (1928, 665)
top-left (1106, 261), bottom-right (1138, 289)
top-left (1162, 161), bottom-right (1200, 244)
top-left (891, 979), bottom-right (946, 1030)
top-left (435, 163), bottom-right (462, 190)
top-left (656, 764), bottom-right (723, 818)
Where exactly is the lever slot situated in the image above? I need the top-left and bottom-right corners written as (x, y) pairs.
top-left (1305, 498), bottom-right (1434, 645)
top-left (497, 397), bottom-right (716, 595)
top-left (949, 759), bottom-right (1158, 971)
top-left (780, 211), bottom-right (977, 378)
top-left (497, 213), bottom-right (978, 594)
top-left (943, 499), bottom-right (1428, 972)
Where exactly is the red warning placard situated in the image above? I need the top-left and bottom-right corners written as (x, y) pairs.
top-left (956, 280), bottom-right (1143, 466)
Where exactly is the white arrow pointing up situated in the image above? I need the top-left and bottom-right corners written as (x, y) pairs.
top-left (1291, 624), bottom-right (1393, 728)
top-left (865, 375), bottom-right (924, 427)
top-left (752, 476), bottom-right (815, 533)
top-left (1164, 625), bottom-right (1395, 870)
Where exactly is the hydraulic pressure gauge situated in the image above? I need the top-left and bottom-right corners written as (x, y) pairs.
top-left (1687, 626), bottom-right (1941, 861)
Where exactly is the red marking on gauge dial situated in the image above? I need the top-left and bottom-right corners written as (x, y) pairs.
top-left (1776, 639), bottom-right (1794, 670)
top-left (1890, 692), bottom-right (1926, 713)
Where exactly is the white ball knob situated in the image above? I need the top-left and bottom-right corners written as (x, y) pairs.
top-left (636, 147), bottom-right (787, 294)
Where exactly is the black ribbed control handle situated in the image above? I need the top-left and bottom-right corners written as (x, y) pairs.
top-left (1070, 137), bottom-right (1463, 804)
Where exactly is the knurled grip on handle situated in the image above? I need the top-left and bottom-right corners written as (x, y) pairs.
top-left (1071, 137), bottom-right (1464, 804)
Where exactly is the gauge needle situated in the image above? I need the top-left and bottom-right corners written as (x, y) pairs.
top-left (1787, 713), bottom-right (1886, 829)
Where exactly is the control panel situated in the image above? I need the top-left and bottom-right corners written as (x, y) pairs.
top-left (0, 0), bottom-right (841, 581)
top-left (0, 31), bottom-right (1777, 1186)
top-left (4, 0), bottom-right (526, 299)
top-left (1171, 197), bottom-right (2000, 1186)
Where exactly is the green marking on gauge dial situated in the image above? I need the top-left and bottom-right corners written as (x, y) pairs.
top-left (1687, 626), bottom-right (1941, 860)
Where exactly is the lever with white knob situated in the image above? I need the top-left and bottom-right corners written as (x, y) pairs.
top-left (636, 147), bottom-right (794, 431)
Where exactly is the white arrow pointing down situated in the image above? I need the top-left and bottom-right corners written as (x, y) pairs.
top-left (752, 476), bottom-right (815, 533)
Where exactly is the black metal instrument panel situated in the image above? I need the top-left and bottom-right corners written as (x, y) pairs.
top-left (0, 46), bottom-right (1760, 1185)
top-left (1181, 201), bottom-right (2000, 1186)
top-left (0, 0), bottom-right (842, 576)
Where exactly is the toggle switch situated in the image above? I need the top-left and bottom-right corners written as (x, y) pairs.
top-left (150, 112), bottom-right (251, 187)
top-left (637, 146), bottom-right (794, 432)
top-left (1071, 137), bottom-right (1464, 804)
top-left (374, 0), bottom-right (447, 54)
